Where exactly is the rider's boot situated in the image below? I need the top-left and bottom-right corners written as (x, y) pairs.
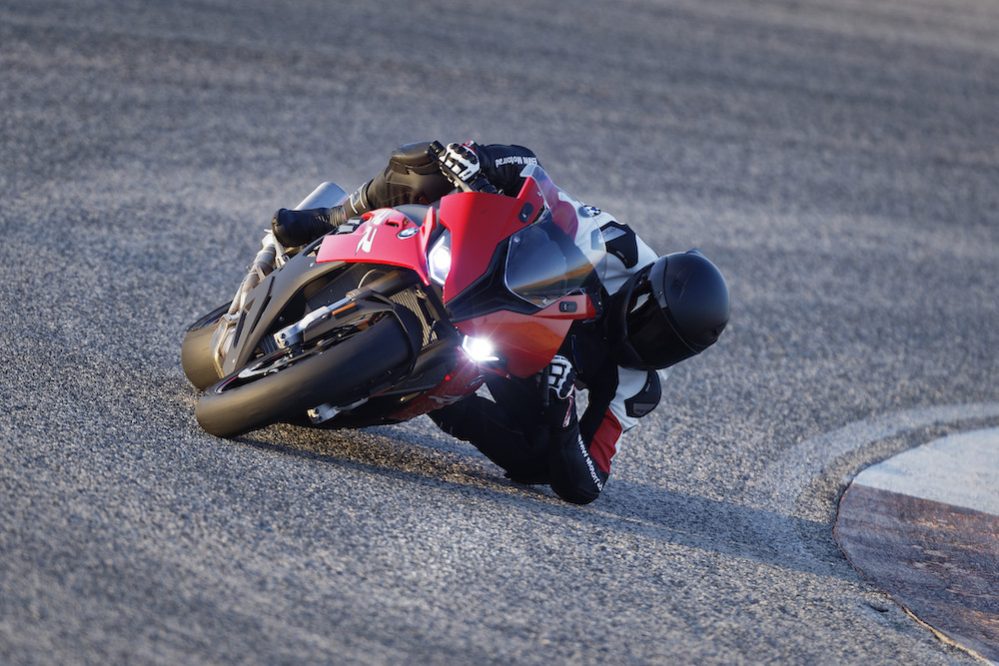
top-left (271, 181), bottom-right (373, 247)
top-left (271, 205), bottom-right (348, 247)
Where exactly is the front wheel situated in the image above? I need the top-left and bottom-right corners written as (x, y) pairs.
top-left (194, 313), bottom-right (417, 438)
top-left (181, 303), bottom-right (228, 390)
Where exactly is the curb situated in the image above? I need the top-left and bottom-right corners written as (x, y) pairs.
top-left (835, 428), bottom-right (999, 663)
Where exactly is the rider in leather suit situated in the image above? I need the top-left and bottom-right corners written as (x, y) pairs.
top-left (272, 141), bottom-right (730, 504)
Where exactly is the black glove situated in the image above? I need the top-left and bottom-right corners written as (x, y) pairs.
top-left (271, 206), bottom-right (349, 247)
top-left (545, 355), bottom-right (576, 400)
top-left (542, 355), bottom-right (577, 430)
top-left (440, 142), bottom-right (482, 184)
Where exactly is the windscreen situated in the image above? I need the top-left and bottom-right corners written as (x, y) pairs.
top-left (504, 202), bottom-right (607, 307)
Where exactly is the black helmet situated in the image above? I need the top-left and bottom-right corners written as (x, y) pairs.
top-left (609, 250), bottom-right (730, 370)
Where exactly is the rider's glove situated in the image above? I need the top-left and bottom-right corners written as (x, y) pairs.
top-left (545, 355), bottom-right (576, 401)
top-left (271, 205), bottom-right (349, 247)
top-left (542, 355), bottom-right (577, 430)
top-left (440, 142), bottom-right (481, 183)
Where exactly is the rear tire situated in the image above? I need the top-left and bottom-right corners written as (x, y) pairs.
top-left (195, 313), bottom-right (416, 439)
top-left (181, 304), bottom-right (228, 390)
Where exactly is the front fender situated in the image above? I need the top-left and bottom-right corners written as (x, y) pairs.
top-left (221, 248), bottom-right (347, 376)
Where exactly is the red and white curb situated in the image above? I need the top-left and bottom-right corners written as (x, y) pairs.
top-left (835, 428), bottom-right (999, 663)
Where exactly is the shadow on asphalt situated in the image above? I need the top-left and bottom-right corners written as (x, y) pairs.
top-left (239, 425), bottom-right (852, 582)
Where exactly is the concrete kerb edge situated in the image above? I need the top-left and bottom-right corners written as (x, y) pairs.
top-left (744, 403), bottom-right (999, 661)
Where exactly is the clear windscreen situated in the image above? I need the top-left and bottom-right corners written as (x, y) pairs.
top-left (504, 169), bottom-right (608, 307)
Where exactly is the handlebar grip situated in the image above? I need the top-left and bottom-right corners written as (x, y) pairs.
top-left (427, 141), bottom-right (446, 158)
top-left (469, 174), bottom-right (499, 194)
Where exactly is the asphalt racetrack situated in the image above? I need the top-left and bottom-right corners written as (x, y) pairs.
top-left (2, 0), bottom-right (998, 663)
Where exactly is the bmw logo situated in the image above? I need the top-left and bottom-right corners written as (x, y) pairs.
top-left (397, 227), bottom-right (419, 239)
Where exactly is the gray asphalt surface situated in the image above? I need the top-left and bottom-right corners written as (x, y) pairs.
top-left (2, 0), bottom-right (998, 663)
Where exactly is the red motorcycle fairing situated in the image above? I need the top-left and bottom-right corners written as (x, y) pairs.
top-left (316, 172), bottom-right (553, 305)
top-left (455, 294), bottom-right (596, 378)
top-left (388, 295), bottom-right (597, 418)
top-left (316, 207), bottom-right (433, 285)
top-left (436, 185), bottom-right (544, 303)
top-left (316, 166), bottom-right (600, 385)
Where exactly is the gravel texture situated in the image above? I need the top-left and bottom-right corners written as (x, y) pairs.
top-left (2, 0), bottom-right (998, 663)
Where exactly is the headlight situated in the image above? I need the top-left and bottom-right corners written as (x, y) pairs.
top-left (461, 335), bottom-right (499, 363)
top-left (428, 232), bottom-right (452, 286)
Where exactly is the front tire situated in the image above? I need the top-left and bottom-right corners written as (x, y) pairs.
top-left (194, 313), bottom-right (416, 438)
top-left (181, 304), bottom-right (228, 390)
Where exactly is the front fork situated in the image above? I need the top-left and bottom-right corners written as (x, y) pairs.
top-left (209, 231), bottom-right (288, 374)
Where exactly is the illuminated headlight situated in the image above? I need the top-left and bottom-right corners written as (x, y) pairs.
top-left (462, 335), bottom-right (499, 363)
top-left (428, 232), bottom-right (452, 285)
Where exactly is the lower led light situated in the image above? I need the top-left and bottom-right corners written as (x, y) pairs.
top-left (462, 335), bottom-right (499, 363)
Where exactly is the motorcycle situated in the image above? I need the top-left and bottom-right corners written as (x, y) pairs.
top-left (181, 143), bottom-right (608, 438)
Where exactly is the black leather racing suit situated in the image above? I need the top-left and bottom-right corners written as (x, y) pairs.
top-left (319, 142), bottom-right (665, 504)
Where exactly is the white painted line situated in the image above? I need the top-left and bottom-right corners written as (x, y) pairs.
top-left (853, 427), bottom-right (999, 517)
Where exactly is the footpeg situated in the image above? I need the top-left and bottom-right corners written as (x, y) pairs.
top-left (307, 403), bottom-right (340, 424)
top-left (307, 398), bottom-right (368, 424)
